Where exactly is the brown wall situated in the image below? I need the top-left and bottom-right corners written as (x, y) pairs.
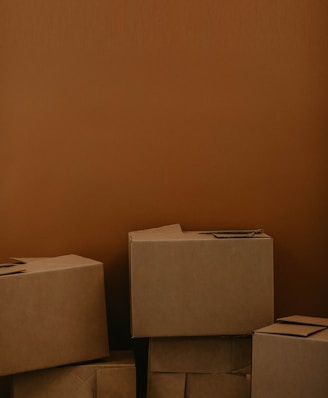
top-left (1, 1), bottom-right (327, 393)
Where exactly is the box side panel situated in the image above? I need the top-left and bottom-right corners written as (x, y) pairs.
top-left (0, 264), bottom-right (109, 375)
top-left (131, 238), bottom-right (273, 337)
top-left (149, 336), bottom-right (251, 373)
top-left (12, 366), bottom-right (96, 398)
top-left (147, 373), bottom-right (186, 398)
top-left (97, 367), bottom-right (136, 398)
top-left (186, 373), bottom-right (251, 398)
top-left (252, 333), bottom-right (328, 398)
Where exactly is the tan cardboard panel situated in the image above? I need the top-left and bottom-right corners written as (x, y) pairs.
top-left (0, 255), bottom-right (109, 375)
top-left (186, 373), bottom-right (251, 398)
top-left (149, 336), bottom-right (252, 373)
top-left (9, 255), bottom-right (103, 273)
top-left (148, 373), bottom-right (186, 398)
top-left (0, 264), bottom-right (26, 276)
top-left (198, 229), bottom-right (265, 239)
top-left (255, 322), bottom-right (326, 337)
top-left (252, 331), bottom-right (328, 398)
top-left (97, 367), bottom-right (136, 398)
top-left (130, 229), bottom-right (273, 337)
top-left (277, 315), bottom-right (328, 327)
top-left (13, 366), bottom-right (96, 398)
top-left (13, 352), bottom-right (135, 398)
top-left (129, 224), bottom-right (182, 235)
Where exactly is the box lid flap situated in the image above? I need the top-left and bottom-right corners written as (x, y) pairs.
top-left (198, 229), bottom-right (267, 239)
top-left (255, 322), bottom-right (326, 337)
top-left (0, 263), bottom-right (26, 276)
top-left (129, 224), bottom-right (182, 236)
top-left (277, 315), bottom-right (328, 327)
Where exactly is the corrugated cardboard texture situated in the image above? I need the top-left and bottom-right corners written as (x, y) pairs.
top-left (97, 367), bottom-right (136, 398)
top-left (148, 373), bottom-right (186, 398)
top-left (130, 228), bottom-right (273, 337)
top-left (0, 255), bottom-right (109, 376)
top-left (148, 372), bottom-right (251, 398)
top-left (186, 373), bottom-right (251, 398)
top-left (149, 336), bottom-right (252, 373)
top-left (13, 351), bottom-right (136, 398)
top-left (252, 318), bottom-right (328, 398)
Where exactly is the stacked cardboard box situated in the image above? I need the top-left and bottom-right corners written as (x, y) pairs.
top-left (252, 315), bottom-right (328, 398)
top-left (129, 224), bottom-right (274, 398)
top-left (148, 336), bottom-right (252, 398)
top-left (0, 255), bottom-right (136, 397)
top-left (12, 351), bottom-right (136, 398)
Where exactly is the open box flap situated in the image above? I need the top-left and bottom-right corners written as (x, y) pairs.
top-left (0, 263), bottom-right (26, 276)
top-left (129, 224), bottom-right (182, 235)
top-left (255, 322), bottom-right (326, 337)
top-left (198, 229), bottom-right (267, 239)
top-left (277, 315), bottom-right (328, 328)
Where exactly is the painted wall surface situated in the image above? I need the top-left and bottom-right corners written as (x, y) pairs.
top-left (1, 1), bottom-right (327, 394)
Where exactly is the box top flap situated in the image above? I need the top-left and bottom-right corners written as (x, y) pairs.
top-left (277, 315), bottom-right (328, 327)
top-left (198, 229), bottom-right (267, 239)
top-left (0, 263), bottom-right (26, 276)
top-left (130, 229), bottom-right (270, 242)
top-left (255, 322), bottom-right (326, 337)
top-left (129, 224), bottom-right (182, 237)
top-left (3, 255), bottom-right (102, 274)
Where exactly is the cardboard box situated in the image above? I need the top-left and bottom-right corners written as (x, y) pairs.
top-left (252, 315), bottom-right (328, 398)
top-left (129, 225), bottom-right (273, 337)
top-left (147, 335), bottom-right (251, 398)
top-left (148, 335), bottom-right (252, 373)
top-left (12, 351), bottom-right (136, 398)
top-left (0, 255), bottom-right (109, 376)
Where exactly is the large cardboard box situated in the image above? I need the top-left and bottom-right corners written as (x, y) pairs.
top-left (12, 351), bottom-right (136, 398)
top-left (147, 335), bottom-right (251, 398)
top-left (129, 225), bottom-right (273, 337)
top-left (252, 315), bottom-right (328, 398)
top-left (0, 255), bottom-right (109, 376)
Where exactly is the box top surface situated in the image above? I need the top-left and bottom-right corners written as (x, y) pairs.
top-left (0, 254), bottom-right (102, 277)
top-left (255, 315), bottom-right (328, 341)
top-left (129, 227), bottom-right (271, 242)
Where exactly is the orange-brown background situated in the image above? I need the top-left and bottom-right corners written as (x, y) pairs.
top-left (1, 0), bottom-right (327, 394)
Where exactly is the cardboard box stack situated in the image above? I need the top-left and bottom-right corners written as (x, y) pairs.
top-left (0, 254), bottom-right (136, 397)
top-left (129, 224), bottom-right (274, 398)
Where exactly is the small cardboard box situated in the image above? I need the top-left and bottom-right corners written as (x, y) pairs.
top-left (147, 335), bottom-right (251, 398)
top-left (252, 315), bottom-right (328, 398)
top-left (0, 255), bottom-right (109, 376)
top-left (129, 225), bottom-right (273, 337)
top-left (12, 351), bottom-right (136, 398)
